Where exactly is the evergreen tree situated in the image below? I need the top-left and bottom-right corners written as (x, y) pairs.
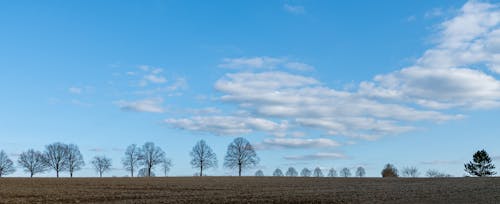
top-left (464, 149), bottom-right (496, 177)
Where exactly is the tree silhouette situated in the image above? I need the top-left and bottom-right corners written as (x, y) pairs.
top-left (327, 168), bottom-right (337, 177)
top-left (402, 166), bottom-right (419, 177)
top-left (273, 168), bottom-right (284, 176)
top-left (340, 168), bottom-right (351, 177)
top-left (313, 167), bottom-right (323, 177)
top-left (43, 142), bottom-right (68, 178)
top-left (161, 158), bottom-right (172, 176)
top-left (66, 144), bottom-right (84, 178)
top-left (224, 137), bottom-right (259, 176)
top-left (356, 167), bottom-right (366, 177)
top-left (122, 144), bottom-right (141, 177)
top-left (91, 156), bottom-right (112, 177)
top-left (138, 168), bottom-right (155, 177)
top-left (18, 149), bottom-right (46, 178)
top-left (381, 163), bottom-right (398, 177)
top-left (139, 142), bottom-right (166, 177)
top-left (286, 167), bottom-right (298, 177)
top-left (0, 150), bottom-right (15, 177)
top-left (300, 168), bottom-right (311, 177)
top-left (190, 140), bottom-right (217, 176)
top-left (254, 169), bottom-right (264, 176)
top-left (426, 169), bottom-right (451, 177)
top-left (464, 149), bottom-right (496, 177)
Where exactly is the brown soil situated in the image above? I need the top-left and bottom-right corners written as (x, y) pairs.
top-left (0, 177), bottom-right (499, 203)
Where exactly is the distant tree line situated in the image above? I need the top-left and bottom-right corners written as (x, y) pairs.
top-left (0, 137), bottom-right (259, 178)
top-left (259, 166), bottom-right (366, 178)
top-left (0, 140), bottom-right (496, 178)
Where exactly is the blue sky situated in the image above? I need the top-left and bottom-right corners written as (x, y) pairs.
top-left (1, 0), bottom-right (500, 177)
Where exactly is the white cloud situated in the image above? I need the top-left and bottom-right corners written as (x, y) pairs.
top-left (165, 1), bottom-right (499, 148)
top-left (71, 99), bottom-right (92, 107)
top-left (258, 138), bottom-right (340, 150)
top-left (359, 1), bottom-right (500, 109)
top-left (213, 71), bottom-right (460, 139)
top-left (284, 152), bottom-right (346, 160)
top-left (284, 62), bottom-right (314, 71)
top-left (165, 77), bottom-right (188, 91)
top-left (138, 65), bottom-right (150, 71)
top-left (186, 107), bottom-right (221, 115)
top-left (69, 87), bottom-right (82, 94)
top-left (143, 74), bottom-right (167, 84)
top-left (136, 66), bottom-right (168, 86)
top-left (218, 57), bottom-right (314, 71)
top-left (115, 98), bottom-right (165, 113)
top-left (283, 4), bottom-right (305, 15)
top-left (164, 116), bottom-right (288, 136)
top-left (425, 8), bottom-right (444, 18)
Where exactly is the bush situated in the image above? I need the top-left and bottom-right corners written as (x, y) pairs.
top-left (381, 163), bottom-right (398, 177)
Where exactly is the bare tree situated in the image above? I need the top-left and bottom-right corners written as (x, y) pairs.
top-left (313, 167), bottom-right (323, 177)
top-left (0, 150), bottom-right (15, 177)
top-left (224, 137), bottom-right (259, 176)
top-left (273, 168), bottom-right (284, 176)
top-left (190, 140), bottom-right (217, 176)
top-left (356, 166), bottom-right (366, 177)
top-left (300, 168), bottom-right (311, 177)
top-left (91, 156), bottom-right (112, 177)
top-left (139, 142), bottom-right (166, 177)
top-left (161, 158), bottom-right (172, 176)
top-left (66, 144), bottom-right (84, 178)
top-left (426, 169), bottom-right (452, 177)
top-left (122, 144), bottom-right (141, 177)
top-left (327, 168), bottom-right (337, 177)
top-left (43, 142), bottom-right (68, 178)
top-left (381, 163), bottom-right (398, 177)
top-left (402, 166), bottom-right (419, 177)
top-left (18, 149), bottom-right (46, 177)
top-left (138, 168), bottom-right (155, 177)
top-left (255, 169), bottom-right (264, 176)
top-left (340, 168), bottom-right (351, 177)
top-left (286, 167), bottom-right (298, 177)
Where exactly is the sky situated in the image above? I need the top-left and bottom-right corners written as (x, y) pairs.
top-left (1, 0), bottom-right (500, 177)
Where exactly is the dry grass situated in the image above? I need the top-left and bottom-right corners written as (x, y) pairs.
top-left (0, 177), bottom-right (499, 203)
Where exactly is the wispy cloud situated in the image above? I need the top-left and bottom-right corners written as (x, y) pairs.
top-left (284, 152), bottom-right (347, 160)
top-left (89, 148), bottom-right (106, 152)
top-left (136, 65), bottom-right (169, 86)
top-left (219, 57), bottom-right (314, 71)
top-left (165, 116), bottom-right (288, 136)
top-left (69, 87), bottom-right (82, 94)
top-left (420, 160), bottom-right (462, 165)
top-left (425, 8), bottom-right (444, 18)
top-left (143, 74), bottom-right (167, 84)
top-left (257, 138), bottom-right (341, 150)
top-left (71, 99), bottom-right (93, 107)
top-left (283, 4), bottom-right (305, 15)
top-left (115, 98), bottom-right (165, 113)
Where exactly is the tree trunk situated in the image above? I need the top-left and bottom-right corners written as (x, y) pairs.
top-left (100, 171), bottom-right (102, 178)
top-left (131, 169), bottom-right (134, 178)
top-left (56, 170), bottom-right (59, 178)
top-left (30, 172), bottom-right (33, 178)
top-left (70, 171), bottom-right (73, 178)
top-left (200, 166), bottom-right (203, 177)
top-left (238, 164), bottom-right (242, 176)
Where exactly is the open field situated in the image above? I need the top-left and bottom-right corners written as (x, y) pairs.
top-left (0, 177), bottom-right (499, 203)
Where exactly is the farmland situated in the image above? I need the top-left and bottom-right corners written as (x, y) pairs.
top-left (0, 177), bottom-right (499, 203)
